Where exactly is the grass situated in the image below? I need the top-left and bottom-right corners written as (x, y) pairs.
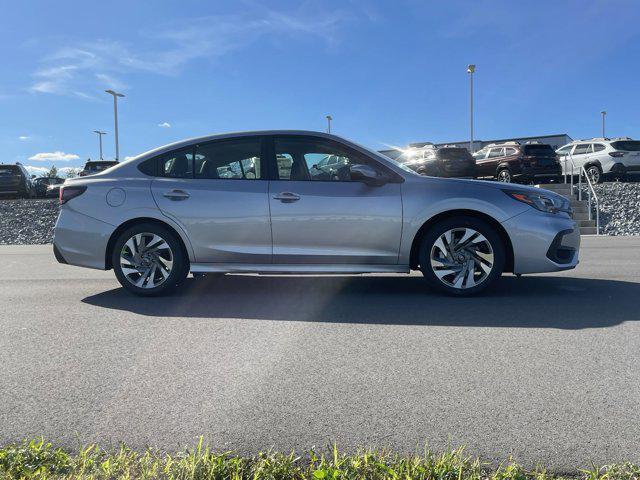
top-left (0, 438), bottom-right (639, 480)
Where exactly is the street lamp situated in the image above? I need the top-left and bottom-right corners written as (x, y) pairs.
top-left (105, 90), bottom-right (125, 161)
top-left (467, 64), bottom-right (476, 152)
top-left (325, 115), bottom-right (333, 134)
top-left (93, 130), bottom-right (106, 160)
top-left (601, 111), bottom-right (607, 138)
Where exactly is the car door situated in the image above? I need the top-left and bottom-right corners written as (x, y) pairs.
top-left (268, 135), bottom-right (403, 265)
top-left (556, 145), bottom-right (574, 175)
top-left (472, 148), bottom-right (490, 178)
top-left (150, 137), bottom-right (272, 264)
top-left (483, 147), bottom-right (504, 178)
top-left (570, 143), bottom-right (591, 171)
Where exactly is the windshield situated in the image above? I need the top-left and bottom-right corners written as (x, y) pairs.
top-left (438, 148), bottom-right (472, 160)
top-left (523, 144), bottom-right (555, 155)
top-left (611, 141), bottom-right (640, 152)
top-left (0, 166), bottom-right (20, 176)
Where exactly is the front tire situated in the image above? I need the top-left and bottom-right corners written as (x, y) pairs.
top-left (112, 223), bottom-right (188, 296)
top-left (418, 216), bottom-right (505, 296)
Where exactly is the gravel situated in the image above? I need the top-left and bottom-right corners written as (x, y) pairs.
top-left (579, 182), bottom-right (640, 236)
top-left (1, 183), bottom-right (639, 244)
top-left (0, 199), bottom-right (59, 245)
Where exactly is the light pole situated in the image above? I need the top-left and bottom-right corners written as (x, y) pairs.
top-left (601, 111), bottom-right (607, 138)
top-left (105, 90), bottom-right (125, 161)
top-left (325, 115), bottom-right (332, 134)
top-left (93, 130), bottom-right (106, 160)
top-left (467, 64), bottom-right (476, 152)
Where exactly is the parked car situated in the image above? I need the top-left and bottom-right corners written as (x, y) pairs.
top-left (397, 145), bottom-right (476, 178)
top-left (0, 163), bottom-right (35, 198)
top-left (79, 160), bottom-right (119, 177)
top-left (473, 141), bottom-right (561, 183)
top-left (53, 131), bottom-right (579, 297)
top-left (556, 137), bottom-right (640, 184)
top-left (33, 177), bottom-right (64, 198)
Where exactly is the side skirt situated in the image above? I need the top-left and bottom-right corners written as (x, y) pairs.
top-left (190, 263), bottom-right (411, 274)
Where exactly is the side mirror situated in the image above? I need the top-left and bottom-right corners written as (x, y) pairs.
top-left (350, 164), bottom-right (388, 187)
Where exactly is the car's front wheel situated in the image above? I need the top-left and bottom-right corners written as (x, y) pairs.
top-left (419, 216), bottom-right (505, 296)
top-left (112, 223), bottom-right (188, 296)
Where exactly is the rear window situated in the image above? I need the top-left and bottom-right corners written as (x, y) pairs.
top-left (611, 141), bottom-right (640, 152)
top-left (0, 166), bottom-right (21, 176)
top-left (437, 148), bottom-right (472, 160)
top-left (523, 144), bottom-right (555, 155)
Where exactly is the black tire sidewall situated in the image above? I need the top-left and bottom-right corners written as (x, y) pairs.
top-left (112, 223), bottom-right (187, 296)
top-left (419, 216), bottom-right (505, 296)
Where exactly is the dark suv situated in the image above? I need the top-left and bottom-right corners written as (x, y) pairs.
top-left (397, 145), bottom-right (476, 178)
top-left (473, 142), bottom-right (561, 183)
top-left (0, 163), bottom-right (35, 198)
top-left (79, 160), bottom-right (119, 177)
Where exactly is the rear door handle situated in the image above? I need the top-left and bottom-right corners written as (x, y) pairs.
top-left (273, 192), bottom-right (301, 202)
top-left (163, 189), bottom-right (190, 201)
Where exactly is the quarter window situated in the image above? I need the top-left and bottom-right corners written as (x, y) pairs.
top-left (274, 137), bottom-right (371, 182)
top-left (194, 138), bottom-right (262, 180)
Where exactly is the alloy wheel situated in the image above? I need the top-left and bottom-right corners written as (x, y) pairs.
top-left (586, 166), bottom-right (600, 184)
top-left (119, 232), bottom-right (174, 289)
top-left (430, 227), bottom-right (494, 290)
top-left (497, 170), bottom-right (511, 182)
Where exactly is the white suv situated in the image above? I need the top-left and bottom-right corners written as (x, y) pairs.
top-left (556, 137), bottom-right (640, 183)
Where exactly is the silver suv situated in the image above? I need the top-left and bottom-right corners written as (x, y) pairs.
top-left (556, 137), bottom-right (640, 183)
top-left (53, 131), bottom-right (579, 296)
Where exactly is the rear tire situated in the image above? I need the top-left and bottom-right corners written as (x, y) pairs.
top-left (418, 216), bottom-right (505, 296)
top-left (586, 165), bottom-right (602, 184)
top-left (497, 169), bottom-right (512, 183)
top-left (112, 223), bottom-right (188, 296)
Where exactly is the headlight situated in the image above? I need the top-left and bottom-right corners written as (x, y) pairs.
top-left (504, 190), bottom-right (571, 215)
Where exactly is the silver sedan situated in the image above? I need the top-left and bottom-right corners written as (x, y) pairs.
top-left (53, 130), bottom-right (580, 296)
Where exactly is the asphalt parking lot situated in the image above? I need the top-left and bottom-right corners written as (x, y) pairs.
top-left (1, 236), bottom-right (639, 470)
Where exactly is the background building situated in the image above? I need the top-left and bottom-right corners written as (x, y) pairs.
top-left (380, 133), bottom-right (573, 160)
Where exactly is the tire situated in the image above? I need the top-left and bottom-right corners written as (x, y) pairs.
top-left (418, 216), bottom-right (505, 296)
top-left (496, 169), bottom-right (512, 183)
top-left (112, 223), bottom-right (188, 296)
top-left (586, 165), bottom-right (602, 184)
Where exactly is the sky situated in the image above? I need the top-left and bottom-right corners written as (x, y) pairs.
top-left (1, 0), bottom-right (639, 176)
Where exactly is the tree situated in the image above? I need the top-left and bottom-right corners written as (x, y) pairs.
top-left (64, 168), bottom-right (79, 179)
top-left (46, 165), bottom-right (58, 178)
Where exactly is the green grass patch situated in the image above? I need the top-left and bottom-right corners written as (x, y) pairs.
top-left (0, 438), bottom-right (638, 479)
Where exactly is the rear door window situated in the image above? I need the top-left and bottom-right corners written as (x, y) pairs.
top-left (158, 148), bottom-right (195, 178)
top-left (194, 138), bottom-right (262, 180)
top-left (488, 148), bottom-right (504, 158)
top-left (593, 143), bottom-right (606, 152)
top-left (573, 144), bottom-right (590, 155)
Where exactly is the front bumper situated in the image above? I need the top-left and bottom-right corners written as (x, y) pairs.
top-left (53, 207), bottom-right (115, 270)
top-left (501, 209), bottom-right (580, 274)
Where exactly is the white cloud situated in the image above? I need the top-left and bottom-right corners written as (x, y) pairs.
top-left (28, 151), bottom-right (80, 162)
top-left (29, 7), bottom-right (353, 98)
top-left (18, 135), bottom-right (31, 141)
top-left (158, 122), bottom-right (171, 128)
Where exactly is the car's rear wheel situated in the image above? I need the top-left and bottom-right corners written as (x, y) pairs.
top-left (112, 223), bottom-right (188, 296)
top-left (419, 216), bottom-right (505, 296)
top-left (497, 169), bottom-right (512, 183)
top-left (585, 165), bottom-right (602, 184)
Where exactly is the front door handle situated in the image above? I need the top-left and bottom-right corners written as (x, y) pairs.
top-left (273, 192), bottom-right (301, 202)
top-left (163, 189), bottom-right (190, 201)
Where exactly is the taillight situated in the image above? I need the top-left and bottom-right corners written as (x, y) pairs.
top-left (59, 185), bottom-right (87, 204)
top-left (609, 151), bottom-right (625, 157)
